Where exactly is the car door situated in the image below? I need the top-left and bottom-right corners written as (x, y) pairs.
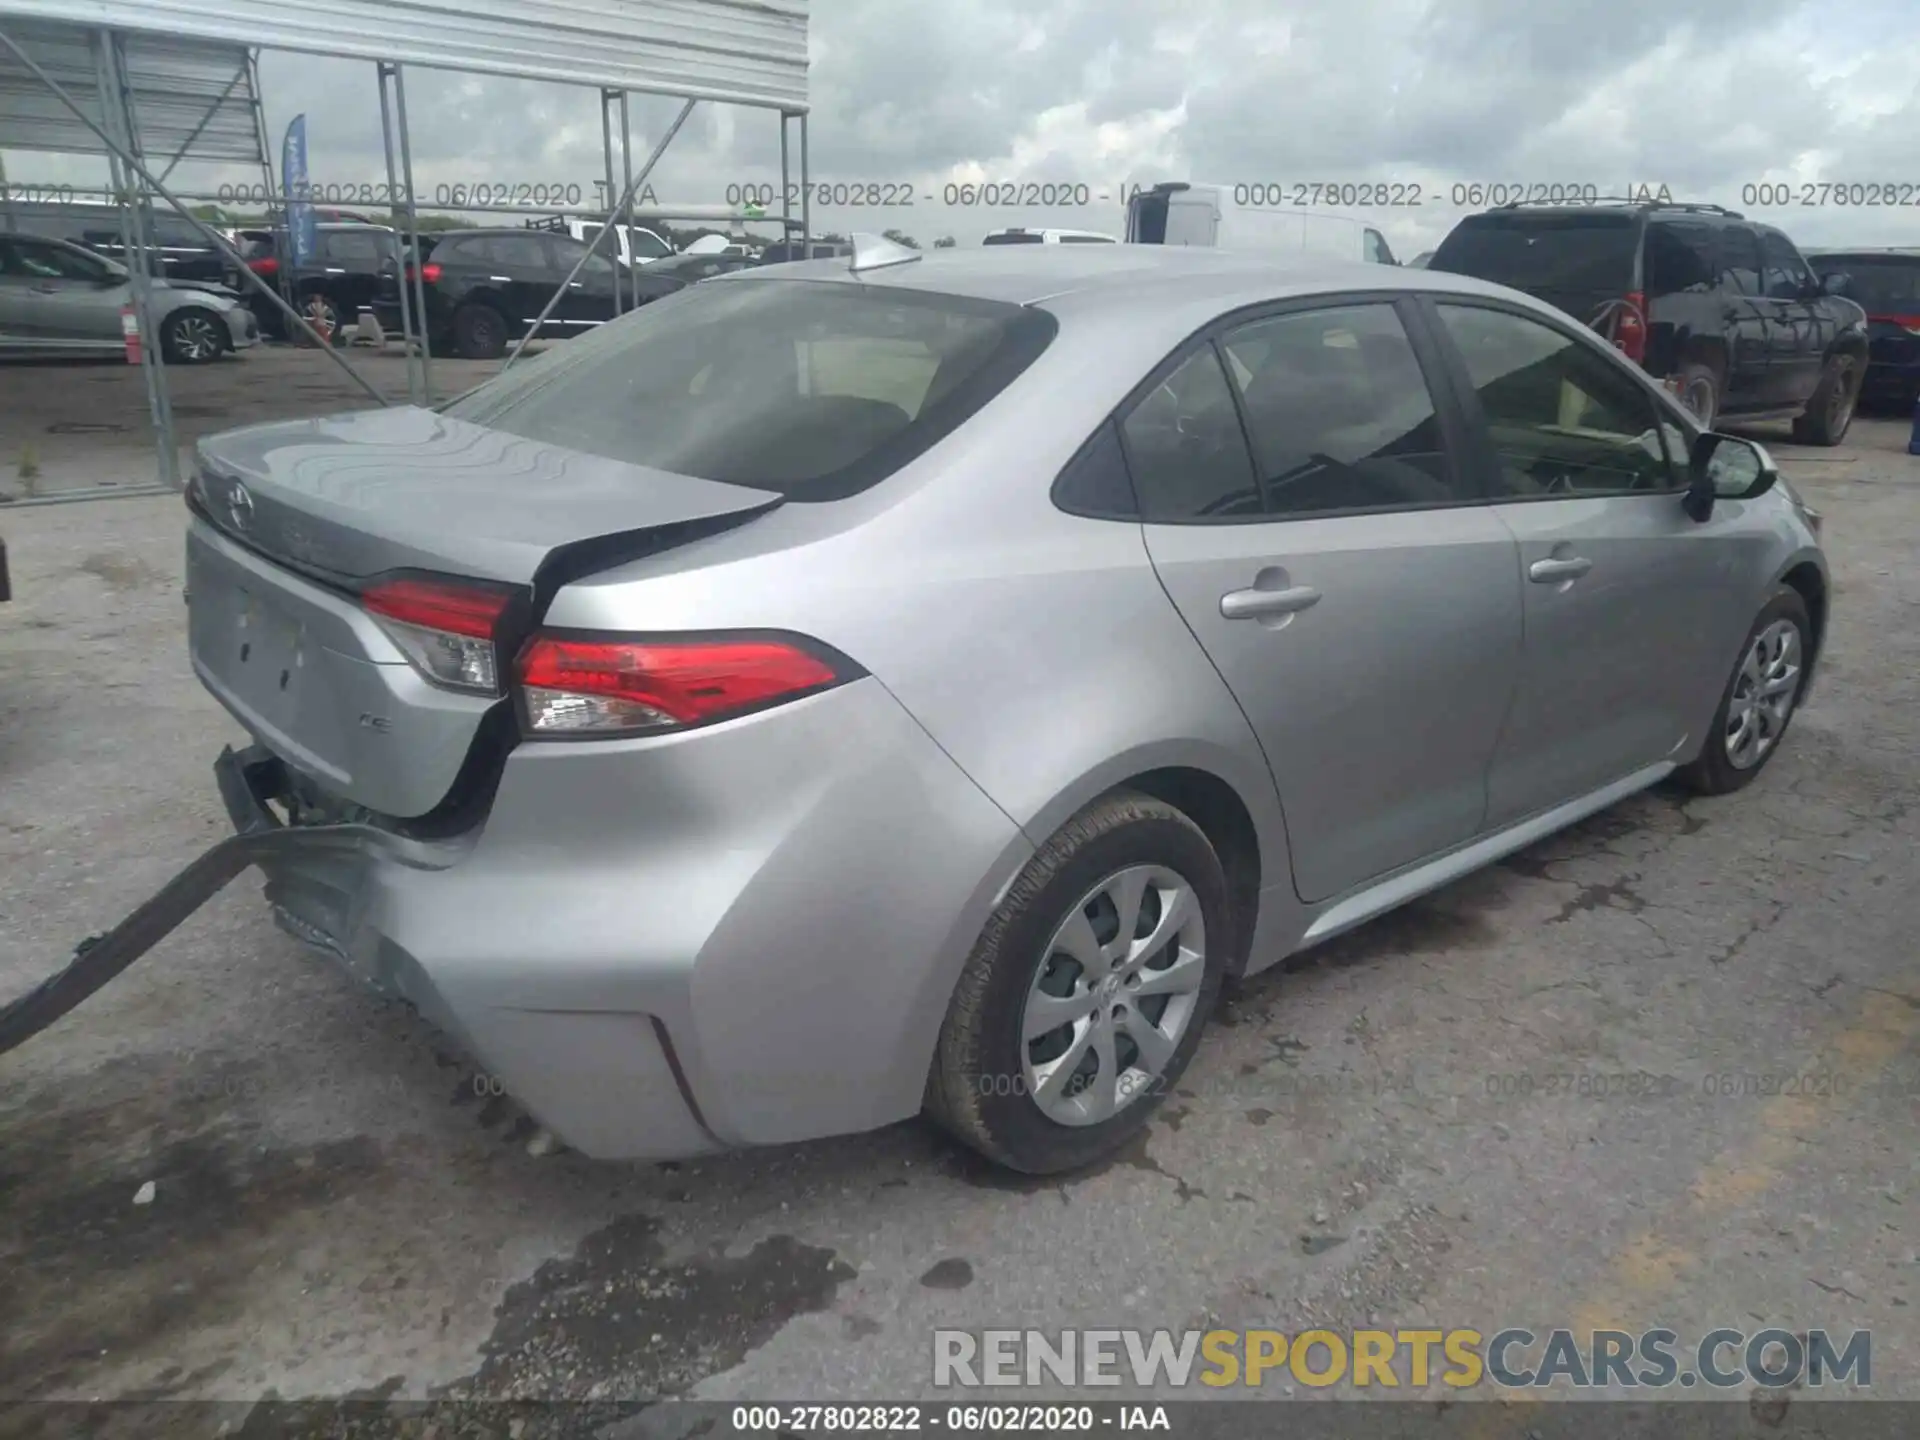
top-left (1757, 227), bottom-right (1826, 408)
top-left (315, 227), bottom-right (387, 324)
top-left (545, 235), bottom-right (621, 327)
top-left (13, 238), bottom-right (123, 348)
top-left (0, 237), bottom-right (43, 347)
top-left (1132, 297), bottom-right (1523, 904)
top-left (471, 232), bottom-right (557, 338)
top-left (1712, 224), bottom-right (1772, 409)
top-left (1424, 298), bottom-right (1751, 826)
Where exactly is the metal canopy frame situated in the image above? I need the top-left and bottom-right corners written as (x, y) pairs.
top-left (0, 0), bottom-right (811, 500)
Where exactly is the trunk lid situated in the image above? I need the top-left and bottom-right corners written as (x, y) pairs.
top-left (187, 407), bottom-right (782, 819)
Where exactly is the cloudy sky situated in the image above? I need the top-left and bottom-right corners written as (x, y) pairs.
top-left (12, 0), bottom-right (1920, 257)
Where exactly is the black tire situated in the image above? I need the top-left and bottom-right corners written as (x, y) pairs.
top-left (159, 309), bottom-right (227, 365)
top-left (453, 304), bottom-right (509, 360)
top-left (1674, 586), bottom-right (1812, 796)
top-left (1792, 352), bottom-right (1860, 446)
top-left (1677, 360), bottom-right (1721, 430)
top-left (925, 790), bottom-right (1232, 1174)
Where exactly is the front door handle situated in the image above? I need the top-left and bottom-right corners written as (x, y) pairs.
top-left (1529, 556), bottom-right (1593, 584)
top-left (1221, 583), bottom-right (1321, 620)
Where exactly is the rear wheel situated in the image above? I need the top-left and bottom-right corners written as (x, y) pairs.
top-left (925, 791), bottom-right (1230, 1174)
top-left (160, 309), bottom-right (227, 364)
top-left (1674, 586), bottom-right (1811, 795)
top-left (1677, 360), bottom-right (1721, 429)
top-left (453, 303), bottom-right (508, 360)
top-left (297, 293), bottom-right (345, 347)
top-left (1792, 353), bottom-right (1859, 446)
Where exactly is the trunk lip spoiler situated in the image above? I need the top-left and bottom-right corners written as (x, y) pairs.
top-left (0, 747), bottom-right (386, 1059)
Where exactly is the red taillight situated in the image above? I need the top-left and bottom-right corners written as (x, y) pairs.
top-left (363, 576), bottom-right (514, 695)
top-left (1612, 290), bottom-right (1647, 363)
top-left (246, 256), bottom-right (279, 277)
top-left (1873, 312), bottom-right (1920, 335)
top-left (405, 262), bottom-right (442, 284)
top-left (515, 634), bottom-right (850, 736)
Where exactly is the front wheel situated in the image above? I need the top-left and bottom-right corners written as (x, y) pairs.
top-left (452, 303), bottom-right (508, 360)
top-left (1675, 586), bottom-right (1812, 795)
top-left (1792, 353), bottom-right (1859, 446)
top-left (925, 791), bottom-right (1231, 1174)
top-left (160, 309), bottom-right (227, 364)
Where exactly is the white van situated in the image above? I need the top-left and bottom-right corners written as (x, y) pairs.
top-left (981, 227), bottom-right (1118, 246)
top-left (1124, 183), bottom-right (1398, 265)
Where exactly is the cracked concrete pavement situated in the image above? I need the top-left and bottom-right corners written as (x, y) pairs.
top-left (0, 382), bottom-right (1915, 1413)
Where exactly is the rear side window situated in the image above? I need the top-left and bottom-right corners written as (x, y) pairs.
top-left (444, 281), bottom-right (1057, 501)
top-left (1644, 221), bottom-right (1718, 296)
top-left (1218, 303), bottom-right (1461, 516)
top-left (983, 232), bottom-right (1044, 245)
top-left (323, 230), bottom-right (385, 266)
top-left (1120, 348), bottom-right (1261, 520)
top-left (1720, 227), bottom-right (1764, 295)
top-left (1430, 214), bottom-right (1639, 291)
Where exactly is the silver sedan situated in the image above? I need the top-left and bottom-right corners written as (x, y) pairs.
top-left (0, 233), bottom-right (257, 362)
top-left (181, 240), bottom-right (1826, 1173)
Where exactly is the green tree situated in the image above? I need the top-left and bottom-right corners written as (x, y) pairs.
top-left (933, 235), bottom-right (958, 248)
top-left (881, 228), bottom-right (921, 250)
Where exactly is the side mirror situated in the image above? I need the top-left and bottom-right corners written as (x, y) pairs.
top-left (1684, 432), bottom-right (1778, 521)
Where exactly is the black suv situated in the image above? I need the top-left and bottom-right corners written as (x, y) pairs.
top-left (239, 223), bottom-right (405, 342)
top-left (408, 227), bottom-right (639, 358)
top-left (1429, 201), bottom-right (1869, 444)
top-left (1805, 248), bottom-right (1920, 411)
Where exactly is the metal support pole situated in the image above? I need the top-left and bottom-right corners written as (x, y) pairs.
top-left (501, 97), bottom-right (695, 373)
top-left (800, 112), bottom-right (811, 249)
top-left (780, 114), bottom-right (792, 255)
top-left (619, 89), bottom-right (635, 271)
top-left (389, 64), bottom-right (433, 403)
top-left (98, 30), bottom-right (179, 490)
top-left (0, 23), bottom-right (386, 402)
top-left (377, 64), bottom-right (424, 406)
top-left (599, 89), bottom-right (622, 316)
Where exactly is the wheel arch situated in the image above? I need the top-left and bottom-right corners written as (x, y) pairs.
top-left (1776, 555), bottom-right (1829, 691)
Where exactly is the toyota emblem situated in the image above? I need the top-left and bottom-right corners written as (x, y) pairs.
top-left (227, 481), bottom-right (255, 533)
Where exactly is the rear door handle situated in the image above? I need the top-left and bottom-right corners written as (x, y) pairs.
top-left (1220, 584), bottom-right (1321, 620)
top-left (1529, 556), bottom-right (1593, 583)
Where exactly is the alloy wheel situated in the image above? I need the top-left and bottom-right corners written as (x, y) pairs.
top-left (1019, 864), bottom-right (1207, 1127)
top-left (1725, 618), bottom-right (1803, 770)
top-left (304, 297), bottom-right (339, 343)
top-left (171, 315), bottom-right (222, 361)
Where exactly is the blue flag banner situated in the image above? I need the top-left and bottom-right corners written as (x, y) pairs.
top-left (282, 114), bottom-right (316, 266)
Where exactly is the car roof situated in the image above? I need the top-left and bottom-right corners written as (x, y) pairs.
top-left (710, 243), bottom-right (1540, 319)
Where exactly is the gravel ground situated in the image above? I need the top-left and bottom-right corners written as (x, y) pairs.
top-left (0, 395), bottom-right (1915, 1419)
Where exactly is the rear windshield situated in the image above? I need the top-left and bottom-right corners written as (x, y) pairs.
top-left (982, 232), bottom-right (1044, 245)
top-left (443, 279), bottom-right (1057, 502)
top-left (1813, 256), bottom-right (1920, 314)
top-left (1430, 213), bottom-right (1639, 291)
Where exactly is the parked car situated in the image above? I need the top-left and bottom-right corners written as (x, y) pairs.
top-left (757, 240), bottom-right (853, 264)
top-left (405, 227), bottom-right (637, 358)
top-left (1805, 248), bottom-right (1920, 411)
top-left (6, 200), bottom-right (233, 288)
top-left (1125, 183), bottom-right (1398, 265)
top-left (0, 233), bottom-right (258, 362)
top-left (182, 246), bottom-right (1826, 1173)
top-left (982, 227), bottom-right (1118, 246)
top-left (1428, 201), bottom-right (1869, 442)
top-left (239, 223), bottom-right (407, 342)
top-left (0, 531), bottom-right (9, 603)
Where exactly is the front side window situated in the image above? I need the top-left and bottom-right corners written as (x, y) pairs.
top-left (1219, 303), bottom-right (1461, 516)
top-left (1435, 303), bottom-right (1678, 498)
top-left (1759, 229), bottom-right (1815, 300)
top-left (444, 280), bottom-right (1055, 501)
top-left (1119, 347), bottom-right (1260, 520)
top-left (323, 230), bottom-right (384, 266)
top-left (1363, 229), bottom-right (1395, 265)
top-left (7, 240), bottom-right (108, 281)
